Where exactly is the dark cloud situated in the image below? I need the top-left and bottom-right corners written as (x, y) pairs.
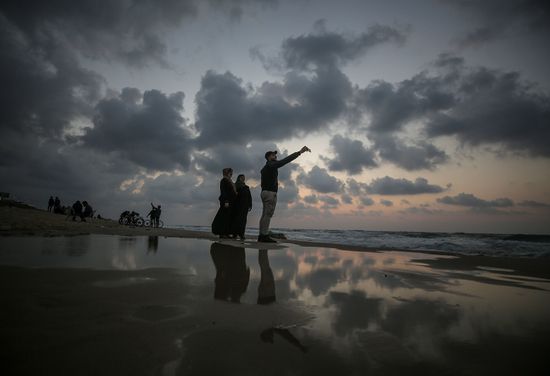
top-left (425, 60), bottom-right (550, 158)
top-left (297, 166), bottom-right (344, 193)
top-left (454, 26), bottom-right (502, 48)
top-left (319, 195), bottom-right (340, 209)
top-left (381, 298), bottom-right (460, 339)
top-left (296, 267), bottom-right (342, 296)
top-left (139, 172), bottom-right (218, 207)
top-left (374, 136), bottom-right (449, 171)
top-left (345, 180), bottom-right (375, 206)
top-left (209, 0), bottom-right (279, 23)
top-left (341, 194), bottom-right (353, 204)
top-left (354, 53), bottom-right (550, 160)
top-left (0, 0), bottom-right (199, 68)
top-left (230, 21), bottom-right (408, 162)
top-left (82, 88), bottom-right (192, 171)
top-left (399, 206), bottom-right (441, 215)
top-left (366, 176), bottom-right (447, 195)
top-left (193, 141), bottom-right (279, 177)
top-left (0, 15), bottom-right (104, 137)
top-left (281, 20), bottom-right (407, 70)
top-left (194, 68), bottom-right (352, 147)
top-left (356, 77), bottom-right (454, 134)
top-left (444, 0), bottom-right (550, 47)
top-left (325, 135), bottom-right (378, 174)
top-left (356, 74), bottom-right (455, 134)
top-left (380, 199), bottom-right (393, 207)
top-left (281, 201), bottom-right (324, 218)
top-left (517, 200), bottom-right (550, 208)
top-left (437, 193), bottom-right (514, 209)
top-left (352, 61), bottom-right (454, 170)
top-left (346, 178), bottom-right (369, 196)
top-left (327, 290), bottom-right (383, 336)
top-left (303, 194), bottom-right (319, 204)
top-left (276, 178), bottom-right (300, 207)
top-left (360, 196), bottom-right (375, 206)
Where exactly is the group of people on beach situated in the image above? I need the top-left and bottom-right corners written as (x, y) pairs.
top-left (211, 171), bottom-right (253, 240)
top-left (47, 196), bottom-right (63, 214)
top-left (48, 196), bottom-right (96, 221)
top-left (212, 146), bottom-right (310, 242)
top-left (118, 203), bottom-right (162, 227)
top-left (147, 203), bottom-right (162, 227)
top-left (70, 200), bottom-right (94, 222)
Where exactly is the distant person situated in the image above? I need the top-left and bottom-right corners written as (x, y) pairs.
top-left (231, 174), bottom-right (252, 241)
top-left (128, 211), bottom-right (140, 226)
top-left (72, 200), bottom-right (83, 221)
top-left (82, 201), bottom-right (93, 222)
top-left (47, 196), bottom-right (54, 212)
top-left (119, 210), bottom-right (130, 224)
top-left (258, 146), bottom-right (310, 242)
top-left (211, 168), bottom-right (237, 238)
top-left (210, 242), bottom-right (250, 303)
top-left (148, 202), bottom-right (162, 228)
top-left (53, 196), bottom-right (62, 214)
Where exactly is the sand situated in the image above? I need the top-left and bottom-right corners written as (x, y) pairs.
top-left (0, 203), bottom-right (215, 239)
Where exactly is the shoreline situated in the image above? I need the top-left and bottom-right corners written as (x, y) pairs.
top-left (2, 205), bottom-right (550, 280)
top-left (0, 205), bottom-right (482, 255)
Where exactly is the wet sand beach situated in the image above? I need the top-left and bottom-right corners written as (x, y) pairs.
top-left (1, 206), bottom-right (550, 375)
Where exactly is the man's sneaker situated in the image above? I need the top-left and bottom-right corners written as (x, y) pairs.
top-left (258, 235), bottom-right (277, 243)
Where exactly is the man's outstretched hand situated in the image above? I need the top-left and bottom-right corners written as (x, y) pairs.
top-left (300, 146), bottom-right (311, 154)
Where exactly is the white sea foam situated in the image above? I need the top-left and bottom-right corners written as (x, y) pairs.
top-left (173, 225), bottom-right (550, 258)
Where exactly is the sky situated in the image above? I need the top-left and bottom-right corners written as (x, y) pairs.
top-left (1, 0), bottom-right (549, 234)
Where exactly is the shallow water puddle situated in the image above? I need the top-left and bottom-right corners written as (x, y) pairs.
top-left (1, 235), bottom-right (549, 375)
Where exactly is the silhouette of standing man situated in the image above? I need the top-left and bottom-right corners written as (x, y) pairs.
top-left (258, 146), bottom-right (310, 243)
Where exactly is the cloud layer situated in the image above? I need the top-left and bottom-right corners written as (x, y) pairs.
top-left (366, 177), bottom-right (447, 195)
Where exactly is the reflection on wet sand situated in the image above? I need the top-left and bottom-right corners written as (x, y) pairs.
top-left (1, 236), bottom-right (549, 375)
top-left (210, 242), bottom-right (250, 303)
top-left (257, 249), bottom-right (276, 304)
top-left (147, 235), bottom-right (159, 253)
top-left (260, 325), bottom-right (308, 353)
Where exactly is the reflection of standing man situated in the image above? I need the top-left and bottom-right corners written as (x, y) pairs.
top-left (259, 146), bottom-right (310, 243)
top-left (257, 249), bottom-right (276, 304)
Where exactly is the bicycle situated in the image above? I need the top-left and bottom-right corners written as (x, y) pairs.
top-left (144, 219), bottom-right (164, 228)
top-left (119, 211), bottom-right (145, 227)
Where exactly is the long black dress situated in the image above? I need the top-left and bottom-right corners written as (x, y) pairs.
top-left (231, 183), bottom-right (252, 239)
top-left (211, 177), bottom-right (237, 236)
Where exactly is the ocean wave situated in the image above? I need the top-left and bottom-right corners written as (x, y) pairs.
top-left (172, 225), bottom-right (550, 258)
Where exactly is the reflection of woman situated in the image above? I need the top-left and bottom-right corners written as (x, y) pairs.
top-left (211, 168), bottom-right (237, 238)
top-left (257, 249), bottom-right (276, 305)
top-left (231, 174), bottom-right (252, 241)
top-left (210, 242), bottom-right (250, 303)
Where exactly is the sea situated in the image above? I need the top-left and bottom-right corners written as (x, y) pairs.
top-left (173, 225), bottom-right (550, 258)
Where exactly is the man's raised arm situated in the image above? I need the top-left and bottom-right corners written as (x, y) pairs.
top-left (271, 146), bottom-right (311, 168)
